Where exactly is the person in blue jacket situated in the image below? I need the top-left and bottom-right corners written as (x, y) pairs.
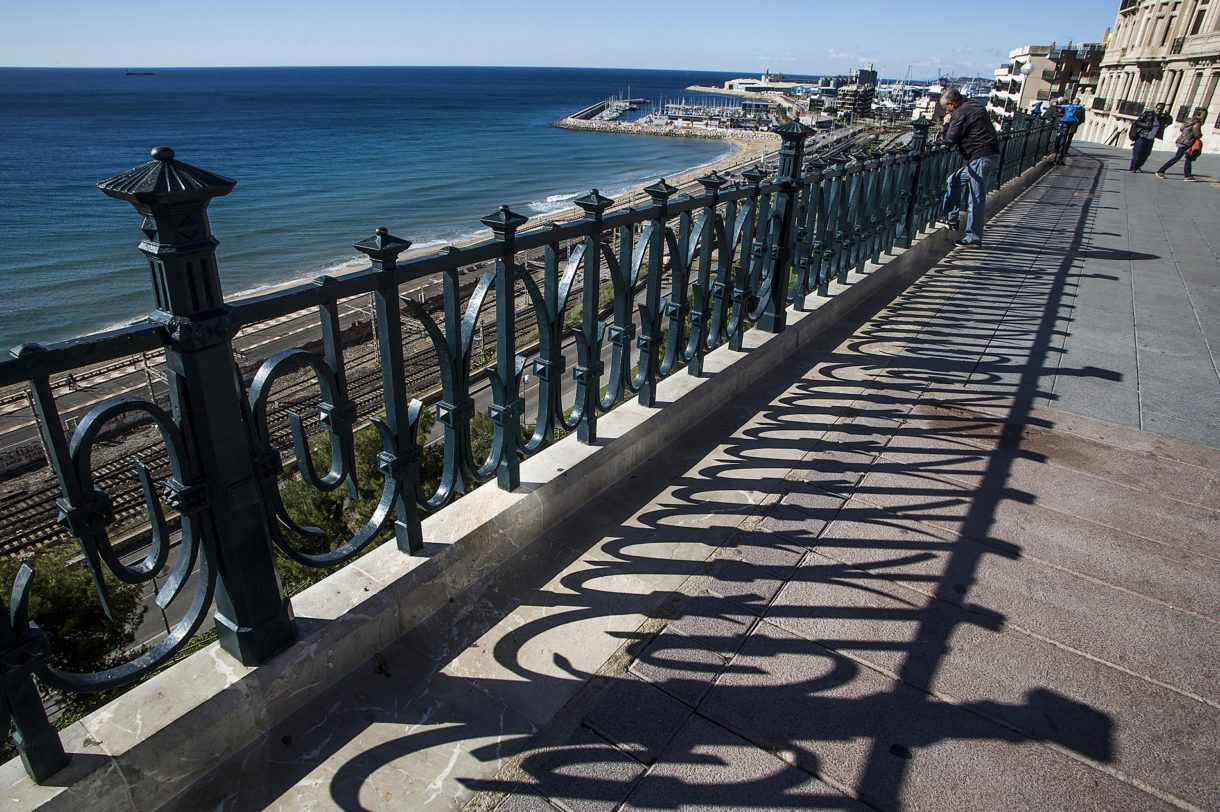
top-left (1053, 97), bottom-right (1084, 165)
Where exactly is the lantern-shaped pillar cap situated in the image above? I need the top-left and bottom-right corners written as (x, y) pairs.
top-left (97, 146), bottom-right (236, 207)
top-left (354, 226), bottom-right (413, 265)
top-left (644, 178), bottom-right (680, 203)
top-left (574, 189), bottom-right (614, 218)
top-left (772, 121), bottom-right (816, 141)
top-left (697, 170), bottom-right (728, 191)
top-left (741, 165), bottom-right (770, 185)
top-left (480, 204), bottom-right (529, 238)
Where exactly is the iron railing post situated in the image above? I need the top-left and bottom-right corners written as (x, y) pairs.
top-left (758, 121), bottom-right (813, 333)
top-left (899, 117), bottom-right (932, 249)
top-left (480, 205), bottom-right (528, 491)
top-left (0, 565), bottom-right (68, 781)
top-left (352, 228), bottom-right (424, 552)
top-left (97, 147), bottom-right (296, 666)
top-left (573, 190), bottom-right (613, 442)
top-left (997, 118), bottom-right (1013, 187)
top-left (637, 180), bottom-right (677, 407)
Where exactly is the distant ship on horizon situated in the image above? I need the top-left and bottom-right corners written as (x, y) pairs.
top-left (124, 69), bottom-right (155, 76)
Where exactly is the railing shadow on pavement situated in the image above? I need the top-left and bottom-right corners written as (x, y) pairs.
top-left (153, 156), bottom-right (1131, 811)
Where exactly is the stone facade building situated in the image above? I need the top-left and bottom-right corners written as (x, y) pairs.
top-left (1079, 0), bottom-right (1220, 154)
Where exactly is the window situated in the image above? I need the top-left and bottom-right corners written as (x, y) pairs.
top-left (1199, 71), bottom-right (1219, 110)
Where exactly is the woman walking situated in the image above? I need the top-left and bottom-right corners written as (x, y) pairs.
top-left (1156, 114), bottom-right (1203, 181)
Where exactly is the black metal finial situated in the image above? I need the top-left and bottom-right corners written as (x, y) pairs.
top-left (742, 165), bottom-right (770, 186)
top-left (644, 178), bottom-right (679, 203)
top-left (480, 204), bottom-right (529, 238)
top-left (353, 227), bottom-right (412, 266)
top-left (97, 148), bottom-right (236, 206)
top-left (574, 188), bottom-right (614, 219)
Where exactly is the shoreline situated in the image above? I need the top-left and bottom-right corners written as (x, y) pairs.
top-left (47, 133), bottom-right (780, 345)
top-left (220, 133), bottom-right (777, 303)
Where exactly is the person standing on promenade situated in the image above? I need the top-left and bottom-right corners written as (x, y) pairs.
top-left (937, 88), bottom-right (1000, 247)
top-left (1155, 113), bottom-right (1204, 181)
top-left (1129, 103), bottom-right (1172, 172)
top-left (1053, 97), bottom-right (1085, 165)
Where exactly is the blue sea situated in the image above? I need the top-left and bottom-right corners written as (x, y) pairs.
top-left (0, 66), bottom-right (746, 349)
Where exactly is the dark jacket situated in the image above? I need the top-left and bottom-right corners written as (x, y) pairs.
top-left (941, 99), bottom-right (1000, 160)
top-left (1131, 109), bottom-right (1172, 141)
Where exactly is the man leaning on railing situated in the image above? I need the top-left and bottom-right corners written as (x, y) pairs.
top-left (936, 88), bottom-right (1001, 248)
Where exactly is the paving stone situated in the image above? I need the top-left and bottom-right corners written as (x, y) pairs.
top-left (845, 467), bottom-right (1220, 616)
top-left (780, 484), bottom-right (849, 522)
top-left (666, 593), bottom-right (760, 659)
top-left (582, 675), bottom-right (692, 765)
top-left (897, 439), bottom-right (1220, 555)
top-left (629, 629), bottom-right (727, 708)
top-left (769, 550), bottom-right (1220, 810)
top-left (621, 714), bottom-right (869, 812)
top-left (1045, 379), bottom-right (1142, 428)
top-left (1143, 408), bottom-right (1220, 449)
top-left (700, 620), bottom-right (1176, 811)
top-left (751, 503), bottom-right (834, 547)
top-left (785, 445), bottom-right (876, 494)
top-left (523, 728), bottom-right (646, 812)
top-left (496, 790), bottom-right (562, 811)
top-left (812, 509), bottom-right (1220, 702)
top-left (1021, 402), bottom-right (1220, 468)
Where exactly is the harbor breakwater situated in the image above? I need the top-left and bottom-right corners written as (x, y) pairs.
top-left (552, 117), bottom-right (782, 146)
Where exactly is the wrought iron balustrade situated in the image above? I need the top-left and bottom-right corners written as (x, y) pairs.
top-left (0, 118), bottom-right (1054, 784)
top-left (1092, 97), bottom-right (1109, 111)
top-left (1117, 100), bottom-right (1145, 117)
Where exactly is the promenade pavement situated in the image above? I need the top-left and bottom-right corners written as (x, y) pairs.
top-left (172, 144), bottom-right (1219, 811)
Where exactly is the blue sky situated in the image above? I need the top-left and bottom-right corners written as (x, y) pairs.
top-left (3, 0), bottom-right (1120, 78)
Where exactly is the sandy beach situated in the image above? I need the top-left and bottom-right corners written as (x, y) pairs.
top-left (394, 133), bottom-right (779, 263)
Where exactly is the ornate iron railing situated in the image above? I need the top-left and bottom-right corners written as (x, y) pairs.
top-left (1117, 100), bottom-right (1145, 117)
top-left (0, 117), bottom-right (1054, 783)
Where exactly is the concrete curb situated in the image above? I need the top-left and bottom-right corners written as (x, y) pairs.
top-left (1, 158), bottom-right (1053, 812)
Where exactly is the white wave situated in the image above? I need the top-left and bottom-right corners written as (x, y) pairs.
top-left (523, 191), bottom-right (582, 216)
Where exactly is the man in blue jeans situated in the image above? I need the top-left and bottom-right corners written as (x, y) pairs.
top-left (938, 89), bottom-right (1000, 247)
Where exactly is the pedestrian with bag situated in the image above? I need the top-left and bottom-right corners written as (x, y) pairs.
top-left (1129, 103), bottom-right (1172, 172)
top-left (1156, 113), bottom-right (1204, 181)
top-left (936, 88), bottom-right (1000, 247)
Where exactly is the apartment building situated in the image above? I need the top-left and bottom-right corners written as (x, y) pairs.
top-left (1080, 0), bottom-right (1220, 154)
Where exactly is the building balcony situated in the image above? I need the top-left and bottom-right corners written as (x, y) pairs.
top-left (1117, 99), bottom-right (1145, 117)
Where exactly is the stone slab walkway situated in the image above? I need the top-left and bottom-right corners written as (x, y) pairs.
top-left (168, 146), bottom-right (1219, 811)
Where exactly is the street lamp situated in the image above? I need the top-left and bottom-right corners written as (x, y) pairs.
top-left (1017, 61), bottom-right (1035, 123)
